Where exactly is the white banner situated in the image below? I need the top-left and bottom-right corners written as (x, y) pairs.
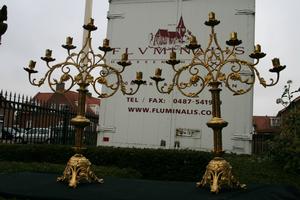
top-left (98, 0), bottom-right (255, 154)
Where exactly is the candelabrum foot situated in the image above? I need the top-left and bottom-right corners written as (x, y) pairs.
top-left (57, 153), bottom-right (103, 188)
top-left (196, 157), bottom-right (246, 193)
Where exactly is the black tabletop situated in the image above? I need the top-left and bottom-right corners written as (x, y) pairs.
top-left (0, 172), bottom-right (299, 200)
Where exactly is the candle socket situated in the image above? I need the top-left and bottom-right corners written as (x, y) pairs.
top-left (103, 39), bottom-right (110, 48)
top-left (170, 52), bottom-right (176, 60)
top-left (230, 32), bottom-right (237, 40)
top-left (190, 36), bottom-right (197, 45)
top-left (209, 12), bottom-right (215, 21)
top-left (121, 53), bottom-right (128, 62)
top-left (155, 68), bottom-right (162, 77)
top-left (272, 58), bottom-right (280, 68)
top-left (66, 37), bottom-right (73, 45)
top-left (45, 49), bottom-right (52, 58)
top-left (136, 72), bottom-right (143, 80)
top-left (89, 18), bottom-right (94, 25)
top-left (204, 11), bottom-right (220, 27)
top-left (254, 44), bottom-right (261, 53)
top-left (29, 60), bottom-right (36, 69)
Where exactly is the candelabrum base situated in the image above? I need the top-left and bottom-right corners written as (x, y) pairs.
top-left (57, 153), bottom-right (103, 188)
top-left (196, 157), bottom-right (246, 193)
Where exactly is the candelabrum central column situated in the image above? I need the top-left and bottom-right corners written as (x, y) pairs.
top-left (197, 81), bottom-right (246, 193)
top-left (70, 83), bottom-right (90, 151)
top-left (206, 81), bottom-right (228, 156)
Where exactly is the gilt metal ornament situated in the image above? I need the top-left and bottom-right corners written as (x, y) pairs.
top-left (24, 18), bottom-right (146, 188)
top-left (57, 154), bottom-right (103, 188)
top-left (151, 12), bottom-right (285, 193)
top-left (196, 157), bottom-right (246, 193)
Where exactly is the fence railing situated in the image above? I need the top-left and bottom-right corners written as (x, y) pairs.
top-left (0, 90), bottom-right (98, 146)
top-left (252, 134), bottom-right (273, 154)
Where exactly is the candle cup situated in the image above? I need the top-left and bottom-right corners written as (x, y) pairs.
top-left (89, 18), bottom-right (94, 25)
top-left (209, 12), bottom-right (215, 21)
top-left (190, 36), bottom-right (197, 45)
top-left (45, 49), bottom-right (52, 58)
top-left (230, 32), bottom-right (237, 40)
top-left (29, 60), bottom-right (36, 69)
top-left (272, 58), bottom-right (280, 68)
top-left (121, 53), bottom-right (128, 62)
top-left (204, 12), bottom-right (220, 27)
top-left (170, 52), bottom-right (176, 60)
top-left (66, 37), bottom-right (73, 45)
top-left (254, 44), bottom-right (261, 53)
top-left (155, 68), bottom-right (162, 77)
top-left (136, 72), bottom-right (143, 80)
top-left (103, 38), bottom-right (110, 48)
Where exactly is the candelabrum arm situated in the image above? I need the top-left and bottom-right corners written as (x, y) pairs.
top-left (26, 60), bottom-right (89, 93)
top-left (91, 63), bottom-right (145, 98)
top-left (121, 80), bottom-right (143, 96)
top-left (253, 66), bottom-right (281, 87)
top-left (153, 78), bottom-right (175, 95)
top-left (218, 58), bottom-right (283, 95)
top-left (26, 61), bottom-right (62, 88)
top-left (27, 71), bottom-right (48, 87)
top-left (152, 63), bottom-right (210, 97)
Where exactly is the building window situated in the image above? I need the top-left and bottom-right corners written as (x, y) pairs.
top-left (89, 104), bottom-right (100, 115)
top-left (59, 104), bottom-right (66, 110)
top-left (270, 117), bottom-right (280, 127)
top-left (174, 141), bottom-right (180, 148)
top-left (160, 140), bottom-right (166, 147)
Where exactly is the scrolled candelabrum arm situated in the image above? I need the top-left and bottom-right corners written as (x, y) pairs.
top-left (177, 64), bottom-right (208, 97)
top-left (50, 63), bottom-right (81, 92)
top-left (90, 63), bottom-right (146, 98)
top-left (152, 75), bottom-right (175, 95)
top-left (89, 63), bottom-right (120, 98)
top-left (25, 60), bottom-right (59, 88)
top-left (151, 63), bottom-right (210, 97)
top-left (27, 71), bottom-right (47, 87)
top-left (121, 80), bottom-right (144, 96)
top-left (221, 59), bottom-right (256, 95)
top-left (247, 58), bottom-right (283, 88)
top-left (93, 77), bottom-right (143, 98)
top-left (219, 57), bottom-right (284, 95)
top-left (26, 62), bottom-right (77, 93)
top-left (253, 65), bottom-right (281, 87)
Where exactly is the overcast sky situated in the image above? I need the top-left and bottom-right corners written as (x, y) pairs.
top-left (0, 0), bottom-right (299, 116)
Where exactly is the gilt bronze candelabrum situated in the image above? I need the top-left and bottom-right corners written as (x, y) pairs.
top-left (24, 18), bottom-right (145, 188)
top-left (151, 12), bottom-right (285, 193)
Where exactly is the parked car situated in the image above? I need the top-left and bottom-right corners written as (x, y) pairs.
top-left (50, 125), bottom-right (75, 145)
top-left (20, 128), bottom-right (51, 144)
top-left (1, 127), bottom-right (15, 140)
top-left (1, 127), bottom-right (26, 143)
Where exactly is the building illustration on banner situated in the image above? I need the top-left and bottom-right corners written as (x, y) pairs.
top-left (149, 16), bottom-right (190, 47)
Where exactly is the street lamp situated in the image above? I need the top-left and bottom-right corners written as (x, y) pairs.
top-left (151, 12), bottom-right (285, 193)
top-left (24, 18), bottom-right (146, 188)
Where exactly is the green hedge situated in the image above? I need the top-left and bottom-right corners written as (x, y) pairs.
top-left (0, 144), bottom-right (213, 181)
top-left (1, 144), bottom-right (300, 188)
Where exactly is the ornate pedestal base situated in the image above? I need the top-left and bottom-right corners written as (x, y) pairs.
top-left (57, 154), bottom-right (103, 188)
top-left (196, 157), bottom-right (246, 193)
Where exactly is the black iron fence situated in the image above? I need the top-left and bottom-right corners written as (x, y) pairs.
top-left (0, 90), bottom-right (98, 146)
top-left (252, 134), bottom-right (273, 154)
